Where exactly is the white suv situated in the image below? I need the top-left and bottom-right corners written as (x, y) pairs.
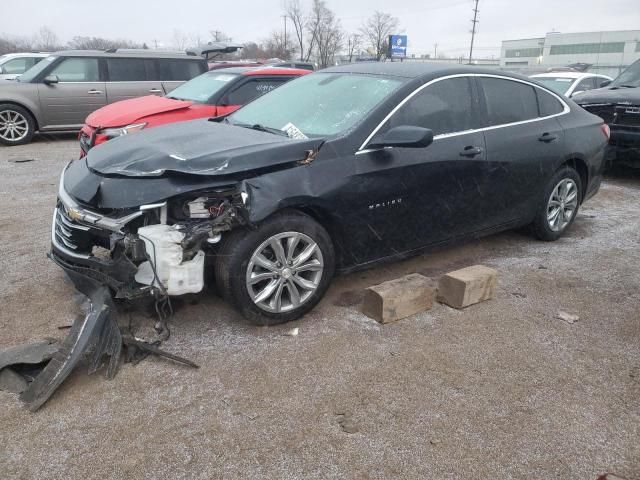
top-left (0, 53), bottom-right (50, 81)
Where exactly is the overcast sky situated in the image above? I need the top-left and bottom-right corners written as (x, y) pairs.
top-left (2, 0), bottom-right (640, 58)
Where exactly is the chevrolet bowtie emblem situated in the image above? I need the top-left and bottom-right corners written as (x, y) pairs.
top-left (66, 207), bottom-right (83, 222)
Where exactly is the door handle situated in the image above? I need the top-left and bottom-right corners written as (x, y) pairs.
top-left (459, 146), bottom-right (483, 157)
top-left (87, 90), bottom-right (103, 95)
top-left (149, 88), bottom-right (163, 93)
top-left (538, 133), bottom-right (559, 143)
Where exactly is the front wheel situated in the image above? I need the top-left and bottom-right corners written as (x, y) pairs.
top-left (531, 166), bottom-right (582, 241)
top-left (215, 211), bottom-right (335, 325)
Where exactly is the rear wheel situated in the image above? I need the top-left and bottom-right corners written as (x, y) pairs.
top-left (0, 104), bottom-right (35, 146)
top-left (215, 211), bottom-right (335, 325)
top-left (531, 166), bottom-right (582, 241)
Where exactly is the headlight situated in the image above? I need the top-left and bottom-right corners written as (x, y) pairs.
top-left (100, 122), bottom-right (148, 139)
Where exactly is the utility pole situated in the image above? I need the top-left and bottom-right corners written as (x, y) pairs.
top-left (282, 15), bottom-right (288, 59)
top-left (468, 0), bottom-right (480, 64)
top-left (434, 43), bottom-right (438, 59)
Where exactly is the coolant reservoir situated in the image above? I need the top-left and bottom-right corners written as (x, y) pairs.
top-left (134, 224), bottom-right (205, 295)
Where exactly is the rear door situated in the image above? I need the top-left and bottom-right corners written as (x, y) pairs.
top-left (477, 76), bottom-right (567, 223)
top-left (159, 59), bottom-right (207, 94)
top-left (37, 56), bottom-right (106, 129)
top-left (105, 58), bottom-right (164, 103)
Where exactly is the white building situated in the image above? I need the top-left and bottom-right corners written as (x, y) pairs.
top-left (501, 30), bottom-right (640, 78)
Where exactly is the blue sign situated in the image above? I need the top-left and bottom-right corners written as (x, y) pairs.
top-left (389, 35), bottom-right (408, 58)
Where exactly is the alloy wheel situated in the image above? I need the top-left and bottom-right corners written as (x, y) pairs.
top-left (0, 110), bottom-right (29, 142)
top-left (547, 178), bottom-right (578, 232)
top-left (246, 231), bottom-right (324, 313)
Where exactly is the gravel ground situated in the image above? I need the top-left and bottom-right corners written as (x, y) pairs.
top-left (0, 136), bottom-right (639, 480)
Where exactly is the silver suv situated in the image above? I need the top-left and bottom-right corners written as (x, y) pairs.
top-left (0, 50), bottom-right (207, 145)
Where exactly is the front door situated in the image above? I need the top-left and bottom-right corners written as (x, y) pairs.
top-left (37, 57), bottom-right (106, 129)
top-left (342, 76), bottom-right (494, 265)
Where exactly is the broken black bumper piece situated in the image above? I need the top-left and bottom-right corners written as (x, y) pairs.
top-left (20, 273), bottom-right (121, 412)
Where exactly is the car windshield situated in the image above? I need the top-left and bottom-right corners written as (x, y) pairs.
top-left (228, 72), bottom-right (404, 138)
top-left (168, 72), bottom-right (239, 103)
top-left (610, 60), bottom-right (640, 87)
top-left (16, 55), bottom-right (56, 82)
top-left (534, 77), bottom-right (575, 95)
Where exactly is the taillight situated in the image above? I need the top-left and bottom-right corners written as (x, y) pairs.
top-left (600, 123), bottom-right (610, 141)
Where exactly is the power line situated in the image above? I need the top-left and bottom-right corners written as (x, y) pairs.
top-left (468, 0), bottom-right (480, 64)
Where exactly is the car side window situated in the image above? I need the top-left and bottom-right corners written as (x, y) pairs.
top-left (386, 77), bottom-right (477, 136)
top-left (106, 58), bottom-right (148, 81)
top-left (159, 60), bottom-right (205, 81)
top-left (49, 58), bottom-right (100, 82)
top-left (480, 78), bottom-right (538, 126)
top-left (225, 78), bottom-right (288, 105)
top-left (536, 88), bottom-right (565, 117)
top-left (2, 58), bottom-right (31, 74)
top-left (575, 77), bottom-right (596, 93)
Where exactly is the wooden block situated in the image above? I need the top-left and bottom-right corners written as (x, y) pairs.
top-left (362, 273), bottom-right (436, 324)
top-left (437, 265), bottom-right (497, 309)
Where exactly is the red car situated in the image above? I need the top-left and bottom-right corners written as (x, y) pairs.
top-left (79, 66), bottom-right (309, 155)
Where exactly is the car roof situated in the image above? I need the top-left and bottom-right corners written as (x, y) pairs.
top-left (322, 62), bottom-right (517, 80)
top-left (49, 50), bottom-right (203, 60)
top-left (205, 66), bottom-right (309, 76)
top-left (531, 72), bottom-right (604, 79)
top-left (0, 52), bottom-right (50, 59)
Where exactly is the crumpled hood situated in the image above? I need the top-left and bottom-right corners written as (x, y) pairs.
top-left (85, 95), bottom-right (193, 128)
top-left (86, 119), bottom-right (323, 177)
top-left (574, 87), bottom-right (640, 105)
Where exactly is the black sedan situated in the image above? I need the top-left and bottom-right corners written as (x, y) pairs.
top-left (52, 63), bottom-right (608, 325)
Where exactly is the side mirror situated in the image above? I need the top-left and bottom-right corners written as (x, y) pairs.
top-left (570, 90), bottom-right (584, 97)
top-left (369, 126), bottom-right (434, 149)
top-left (43, 75), bottom-right (59, 85)
top-left (599, 79), bottom-right (612, 88)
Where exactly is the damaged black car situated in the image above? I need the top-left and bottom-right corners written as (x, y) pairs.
top-left (51, 63), bottom-right (608, 326)
top-left (573, 58), bottom-right (640, 168)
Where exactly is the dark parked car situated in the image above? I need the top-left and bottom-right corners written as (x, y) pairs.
top-left (0, 50), bottom-right (207, 145)
top-left (51, 63), bottom-right (607, 325)
top-left (573, 58), bottom-right (640, 167)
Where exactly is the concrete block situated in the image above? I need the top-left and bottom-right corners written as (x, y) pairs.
top-left (362, 273), bottom-right (436, 324)
top-left (437, 265), bottom-right (497, 309)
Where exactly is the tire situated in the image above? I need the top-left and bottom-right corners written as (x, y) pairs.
top-left (531, 166), bottom-right (582, 241)
top-left (215, 210), bottom-right (335, 325)
top-left (0, 104), bottom-right (35, 146)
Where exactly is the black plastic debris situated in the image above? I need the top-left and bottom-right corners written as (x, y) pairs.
top-left (20, 285), bottom-right (121, 411)
top-left (0, 368), bottom-right (29, 394)
top-left (11, 270), bottom-right (199, 411)
top-left (0, 339), bottom-right (60, 394)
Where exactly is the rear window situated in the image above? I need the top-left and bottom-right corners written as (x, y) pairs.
top-left (160, 60), bottom-right (205, 81)
top-left (106, 58), bottom-right (151, 81)
top-left (480, 78), bottom-right (539, 126)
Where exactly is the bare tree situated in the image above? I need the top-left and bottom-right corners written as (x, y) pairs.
top-left (0, 34), bottom-right (33, 55)
top-left (32, 26), bottom-right (61, 51)
top-left (67, 36), bottom-right (141, 50)
top-left (285, 0), bottom-right (307, 62)
top-left (360, 11), bottom-right (399, 61)
top-left (346, 33), bottom-right (361, 63)
top-left (172, 30), bottom-right (189, 50)
top-left (263, 30), bottom-right (296, 59)
top-left (315, 9), bottom-right (343, 68)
